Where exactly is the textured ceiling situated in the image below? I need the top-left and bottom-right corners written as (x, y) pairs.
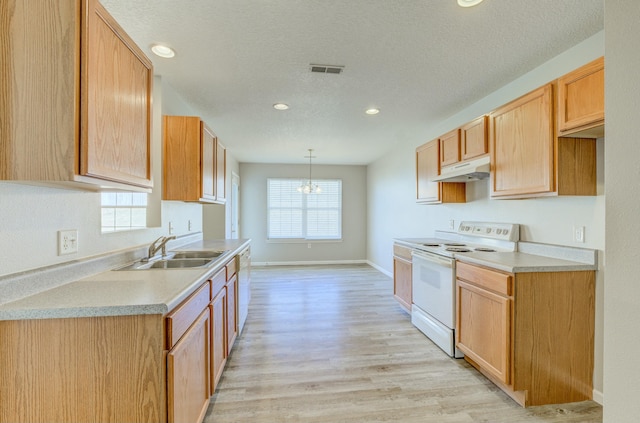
top-left (101, 0), bottom-right (603, 165)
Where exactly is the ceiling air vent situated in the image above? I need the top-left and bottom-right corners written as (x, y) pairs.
top-left (310, 64), bottom-right (344, 74)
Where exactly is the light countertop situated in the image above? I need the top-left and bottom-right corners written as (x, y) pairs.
top-left (0, 239), bottom-right (250, 321)
top-left (395, 238), bottom-right (598, 273)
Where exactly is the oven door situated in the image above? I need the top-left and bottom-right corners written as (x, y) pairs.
top-left (411, 250), bottom-right (455, 329)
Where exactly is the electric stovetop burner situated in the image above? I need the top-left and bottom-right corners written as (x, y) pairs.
top-left (474, 247), bottom-right (497, 252)
top-left (445, 247), bottom-right (472, 252)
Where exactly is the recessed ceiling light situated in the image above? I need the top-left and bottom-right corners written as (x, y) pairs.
top-left (273, 103), bottom-right (289, 110)
top-left (457, 0), bottom-right (484, 7)
top-left (365, 108), bottom-right (380, 115)
top-left (150, 44), bottom-right (175, 58)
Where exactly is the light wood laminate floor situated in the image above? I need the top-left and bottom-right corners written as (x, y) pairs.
top-left (205, 264), bottom-right (602, 423)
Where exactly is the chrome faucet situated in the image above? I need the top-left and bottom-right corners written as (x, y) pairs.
top-left (145, 235), bottom-right (176, 261)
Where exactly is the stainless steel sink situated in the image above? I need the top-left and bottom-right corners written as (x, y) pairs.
top-left (114, 250), bottom-right (229, 271)
top-left (148, 258), bottom-right (214, 269)
top-left (169, 250), bottom-right (227, 259)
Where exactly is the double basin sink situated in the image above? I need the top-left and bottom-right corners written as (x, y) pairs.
top-left (116, 250), bottom-right (229, 271)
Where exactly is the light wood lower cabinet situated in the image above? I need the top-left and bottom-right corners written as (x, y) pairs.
top-left (167, 309), bottom-right (210, 423)
top-left (165, 282), bottom-right (211, 423)
top-left (211, 288), bottom-right (227, 392)
top-left (456, 261), bottom-right (595, 407)
top-left (0, 315), bottom-right (166, 423)
top-left (210, 268), bottom-right (228, 393)
top-left (226, 275), bottom-right (238, 353)
top-left (392, 244), bottom-right (412, 312)
top-left (0, 251), bottom-right (248, 423)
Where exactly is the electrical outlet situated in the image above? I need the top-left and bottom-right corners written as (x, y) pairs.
top-left (449, 219), bottom-right (455, 230)
top-left (188, 219), bottom-right (192, 231)
top-left (169, 221), bottom-right (174, 235)
top-left (307, 243), bottom-right (311, 249)
top-left (58, 230), bottom-right (78, 255)
top-left (574, 226), bottom-right (585, 243)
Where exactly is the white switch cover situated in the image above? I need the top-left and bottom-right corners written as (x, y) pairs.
top-left (58, 230), bottom-right (78, 255)
top-left (574, 226), bottom-right (585, 243)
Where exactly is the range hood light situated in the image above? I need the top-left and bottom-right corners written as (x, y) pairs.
top-left (431, 155), bottom-right (490, 183)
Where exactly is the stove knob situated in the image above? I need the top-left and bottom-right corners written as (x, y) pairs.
top-left (486, 228), bottom-right (491, 233)
top-left (496, 229), bottom-right (502, 235)
top-left (504, 229), bottom-right (509, 235)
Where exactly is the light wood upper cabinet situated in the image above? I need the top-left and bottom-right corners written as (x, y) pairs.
top-left (1, 0), bottom-right (153, 190)
top-left (490, 84), bottom-right (555, 198)
top-left (163, 116), bottom-right (226, 204)
top-left (216, 141), bottom-right (227, 203)
top-left (490, 84), bottom-right (596, 199)
top-left (461, 116), bottom-right (489, 160)
top-left (416, 140), bottom-right (466, 204)
top-left (439, 129), bottom-right (461, 167)
top-left (456, 261), bottom-right (595, 407)
top-left (557, 57), bottom-right (604, 137)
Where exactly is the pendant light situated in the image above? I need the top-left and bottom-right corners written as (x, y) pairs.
top-left (297, 149), bottom-right (321, 194)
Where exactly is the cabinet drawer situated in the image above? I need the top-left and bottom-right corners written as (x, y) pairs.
top-left (456, 261), bottom-right (512, 296)
top-left (226, 257), bottom-right (237, 281)
top-left (393, 244), bottom-right (413, 261)
top-left (166, 281), bottom-right (211, 348)
top-left (211, 268), bottom-right (226, 297)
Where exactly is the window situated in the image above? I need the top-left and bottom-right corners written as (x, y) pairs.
top-left (101, 192), bottom-right (147, 233)
top-left (267, 178), bottom-right (342, 240)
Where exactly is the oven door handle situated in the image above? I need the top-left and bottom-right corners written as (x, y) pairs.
top-left (411, 250), bottom-right (454, 267)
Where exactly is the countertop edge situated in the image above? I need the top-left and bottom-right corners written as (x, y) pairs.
top-left (0, 238), bottom-right (251, 321)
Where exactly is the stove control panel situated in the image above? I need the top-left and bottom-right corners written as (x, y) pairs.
top-left (457, 221), bottom-right (520, 242)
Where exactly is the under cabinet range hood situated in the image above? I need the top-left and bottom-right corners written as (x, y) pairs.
top-left (431, 155), bottom-right (490, 183)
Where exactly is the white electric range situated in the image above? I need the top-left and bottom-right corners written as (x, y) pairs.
top-left (409, 221), bottom-right (519, 357)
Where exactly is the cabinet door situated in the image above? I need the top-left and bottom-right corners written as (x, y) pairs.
top-left (215, 140), bottom-right (227, 203)
top-left (456, 280), bottom-right (511, 385)
top-left (416, 140), bottom-right (440, 203)
top-left (81, 0), bottom-right (153, 188)
top-left (557, 57), bottom-right (604, 136)
top-left (461, 116), bottom-right (488, 160)
top-left (226, 276), bottom-right (238, 353)
top-left (393, 257), bottom-right (412, 312)
top-left (201, 123), bottom-right (216, 201)
top-left (416, 140), bottom-right (466, 204)
top-left (211, 290), bottom-right (227, 393)
top-left (490, 84), bottom-right (554, 198)
top-left (167, 309), bottom-right (210, 423)
top-left (439, 129), bottom-right (461, 167)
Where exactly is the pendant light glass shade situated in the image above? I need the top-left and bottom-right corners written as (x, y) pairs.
top-left (298, 149), bottom-right (321, 194)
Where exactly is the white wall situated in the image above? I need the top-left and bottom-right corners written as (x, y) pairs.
top-left (203, 154), bottom-right (239, 239)
top-left (367, 31), bottom-right (605, 396)
top-left (0, 77), bottom-right (212, 277)
top-left (603, 1), bottom-right (640, 421)
top-left (240, 163), bottom-right (367, 263)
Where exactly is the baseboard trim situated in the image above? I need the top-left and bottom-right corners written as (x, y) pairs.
top-left (367, 260), bottom-right (392, 278)
top-left (252, 260), bottom-right (368, 267)
top-left (592, 389), bottom-right (603, 405)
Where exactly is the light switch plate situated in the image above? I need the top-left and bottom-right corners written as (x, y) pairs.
top-left (574, 226), bottom-right (585, 243)
top-left (58, 230), bottom-right (78, 255)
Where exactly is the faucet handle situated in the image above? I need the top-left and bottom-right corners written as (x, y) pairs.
top-left (161, 236), bottom-right (177, 256)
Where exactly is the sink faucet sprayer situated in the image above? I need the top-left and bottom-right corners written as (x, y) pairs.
top-left (144, 235), bottom-right (176, 261)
